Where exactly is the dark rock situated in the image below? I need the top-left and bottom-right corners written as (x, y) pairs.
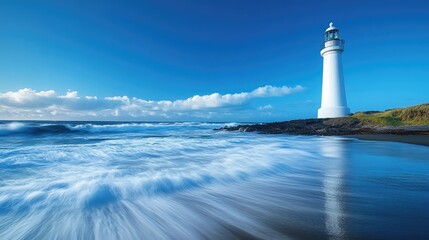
top-left (216, 117), bottom-right (429, 136)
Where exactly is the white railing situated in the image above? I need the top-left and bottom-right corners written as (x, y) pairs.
top-left (320, 39), bottom-right (345, 50)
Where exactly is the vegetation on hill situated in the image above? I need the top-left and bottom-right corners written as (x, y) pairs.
top-left (352, 103), bottom-right (429, 126)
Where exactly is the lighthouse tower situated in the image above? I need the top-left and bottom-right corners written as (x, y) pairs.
top-left (318, 22), bottom-right (350, 118)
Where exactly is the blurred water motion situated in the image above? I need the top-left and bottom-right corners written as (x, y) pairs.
top-left (0, 121), bottom-right (428, 239)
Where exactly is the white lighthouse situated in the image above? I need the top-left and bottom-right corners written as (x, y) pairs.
top-left (318, 22), bottom-right (350, 118)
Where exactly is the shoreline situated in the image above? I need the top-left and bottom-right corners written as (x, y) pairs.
top-left (217, 118), bottom-right (429, 147)
top-left (344, 134), bottom-right (429, 147)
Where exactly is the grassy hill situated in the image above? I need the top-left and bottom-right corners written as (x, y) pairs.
top-left (352, 103), bottom-right (429, 126)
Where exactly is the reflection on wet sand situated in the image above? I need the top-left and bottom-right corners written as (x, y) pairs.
top-left (321, 138), bottom-right (346, 240)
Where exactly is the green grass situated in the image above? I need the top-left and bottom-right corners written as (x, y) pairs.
top-left (351, 103), bottom-right (429, 126)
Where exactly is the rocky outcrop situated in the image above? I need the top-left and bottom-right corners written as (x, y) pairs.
top-left (216, 117), bottom-right (429, 136)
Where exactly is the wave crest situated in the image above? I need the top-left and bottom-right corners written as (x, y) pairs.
top-left (0, 121), bottom-right (240, 136)
top-left (0, 122), bottom-right (79, 135)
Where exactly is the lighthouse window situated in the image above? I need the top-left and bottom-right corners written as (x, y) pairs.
top-left (334, 31), bottom-right (339, 39)
top-left (329, 32), bottom-right (334, 39)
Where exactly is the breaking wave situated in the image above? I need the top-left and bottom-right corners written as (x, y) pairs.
top-left (0, 121), bottom-right (240, 136)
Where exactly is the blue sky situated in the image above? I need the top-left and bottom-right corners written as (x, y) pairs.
top-left (0, 0), bottom-right (428, 121)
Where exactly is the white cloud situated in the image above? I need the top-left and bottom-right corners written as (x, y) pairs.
top-left (60, 90), bottom-right (79, 99)
top-left (0, 88), bottom-right (56, 108)
top-left (250, 85), bottom-right (301, 97)
top-left (258, 104), bottom-right (273, 110)
top-left (0, 85), bottom-right (303, 120)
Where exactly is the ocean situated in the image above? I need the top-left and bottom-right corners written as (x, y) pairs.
top-left (0, 121), bottom-right (428, 240)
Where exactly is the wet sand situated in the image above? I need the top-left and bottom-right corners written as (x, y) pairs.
top-left (345, 134), bottom-right (429, 147)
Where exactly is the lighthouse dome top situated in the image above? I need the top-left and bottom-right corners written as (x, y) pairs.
top-left (325, 22), bottom-right (338, 32)
top-left (323, 22), bottom-right (341, 42)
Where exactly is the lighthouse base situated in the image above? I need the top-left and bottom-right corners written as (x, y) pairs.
top-left (318, 107), bottom-right (350, 119)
